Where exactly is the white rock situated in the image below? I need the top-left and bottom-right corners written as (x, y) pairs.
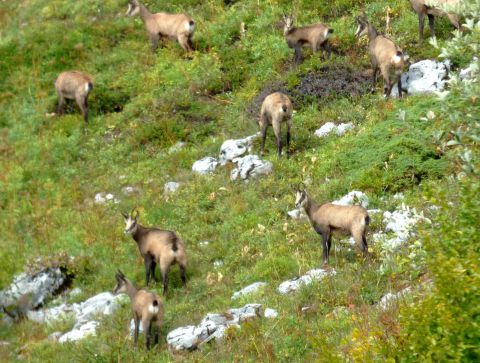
top-left (69, 287), bottom-right (82, 297)
top-left (264, 308), bottom-right (278, 318)
top-left (391, 59), bottom-right (451, 97)
top-left (230, 155), bottom-right (272, 181)
top-left (59, 321), bottom-right (98, 343)
top-left (287, 208), bottom-right (307, 220)
top-left (213, 260), bottom-right (224, 268)
top-left (198, 241), bottom-right (210, 247)
top-left (168, 141), bottom-right (186, 154)
top-left (192, 157), bottom-right (218, 175)
top-left (231, 282), bottom-right (267, 300)
top-left (219, 134), bottom-right (259, 165)
top-left (227, 304), bottom-right (262, 323)
top-left (379, 204), bottom-right (430, 250)
top-left (0, 268), bottom-right (67, 309)
top-left (94, 192), bottom-right (120, 204)
top-left (332, 191), bottom-right (369, 208)
top-left (314, 122), bottom-right (354, 138)
top-left (164, 181), bottom-right (181, 194)
top-left (121, 186), bottom-right (140, 195)
top-left (378, 287), bottom-right (411, 310)
top-left (278, 269), bottom-right (336, 294)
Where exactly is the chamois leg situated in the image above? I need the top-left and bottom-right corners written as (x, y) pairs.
top-left (160, 261), bottom-right (170, 295)
top-left (133, 314), bottom-right (140, 347)
top-left (273, 122), bottom-right (282, 157)
top-left (56, 93), bottom-right (65, 115)
top-left (178, 34), bottom-right (191, 52)
top-left (294, 45), bottom-right (303, 63)
top-left (142, 319), bottom-right (151, 349)
top-left (150, 261), bottom-right (158, 282)
top-left (260, 121), bottom-right (268, 156)
top-left (428, 14), bottom-right (435, 38)
top-left (150, 34), bottom-right (160, 51)
top-left (397, 77), bottom-right (403, 99)
top-left (154, 322), bottom-right (161, 346)
top-left (286, 119), bottom-right (292, 158)
top-left (180, 264), bottom-right (187, 287)
top-left (371, 66), bottom-right (379, 94)
top-left (75, 94), bottom-right (88, 124)
top-left (321, 230), bottom-right (331, 265)
top-left (353, 229), bottom-right (368, 258)
top-left (144, 256), bottom-right (153, 286)
top-left (418, 12), bottom-right (425, 42)
top-left (187, 35), bottom-right (195, 51)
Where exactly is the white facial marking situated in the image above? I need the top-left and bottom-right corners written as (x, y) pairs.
top-left (124, 216), bottom-right (136, 234)
top-left (355, 25), bottom-right (361, 37)
top-left (324, 28), bottom-right (331, 39)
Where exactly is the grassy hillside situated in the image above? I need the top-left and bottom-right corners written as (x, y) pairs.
top-left (0, 0), bottom-right (478, 362)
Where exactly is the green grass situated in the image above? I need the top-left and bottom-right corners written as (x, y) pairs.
top-left (0, 0), bottom-right (478, 362)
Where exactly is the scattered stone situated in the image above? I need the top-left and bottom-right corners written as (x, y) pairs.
top-left (69, 288), bottom-right (82, 297)
top-left (198, 241), bottom-right (210, 247)
top-left (314, 122), bottom-right (354, 138)
top-left (168, 141), bottom-right (186, 154)
top-left (0, 268), bottom-right (67, 311)
top-left (391, 59), bottom-right (451, 97)
top-left (329, 306), bottom-right (349, 319)
top-left (278, 268), bottom-right (336, 294)
top-left (332, 191), bottom-right (369, 208)
top-left (213, 260), bottom-right (224, 268)
top-left (378, 204), bottom-right (430, 250)
top-left (264, 308), bottom-right (278, 318)
top-left (26, 292), bottom-right (127, 343)
top-left (287, 208), bottom-right (307, 220)
top-left (121, 186), bottom-right (139, 195)
top-left (378, 287), bottom-right (411, 310)
top-left (166, 303), bottom-right (262, 351)
top-left (230, 155), bottom-right (272, 181)
top-left (219, 133), bottom-right (259, 165)
top-left (192, 157), bottom-right (218, 175)
top-left (94, 192), bottom-right (120, 204)
top-left (164, 181), bottom-right (181, 194)
top-left (459, 57), bottom-right (478, 80)
top-left (231, 282), bottom-right (267, 300)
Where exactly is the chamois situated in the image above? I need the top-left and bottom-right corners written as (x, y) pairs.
top-left (282, 14), bottom-right (333, 63)
top-left (123, 209), bottom-right (187, 295)
top-left (259, 92), bottom-right (293, 157)
top-left (126, 0), bottom-right (195, 52)
top-left (355, 15), bottom-right (408, 98)
top-left (294, 184), bottom-right (370, 265)
top-left (54, 71), bottom-right (93, 124)
top-left (0, 293), bottom-right (33, 321)
top-left (410, 0), bottom-right (460, 42)
top-left (113, 270), bottom-right (163, 349)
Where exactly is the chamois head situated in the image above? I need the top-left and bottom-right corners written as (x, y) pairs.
top-left (355, 15), bottom-right (369, 38)
top-left (126, 0), bottom-right (140, 17)
top-left (122, 208), bottom-right (139, 234)
top-left (282, 13), bottom-right (295, 35)
top-left (294, 183), bottom-right (308, 209)
top-left (113, 270), bottom-right (128, 294)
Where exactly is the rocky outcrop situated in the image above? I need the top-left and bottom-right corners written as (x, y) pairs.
top-left (278, 268), bottom-right (336, 294)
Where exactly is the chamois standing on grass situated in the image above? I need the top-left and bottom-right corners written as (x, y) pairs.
top-left (259, 92), bottom-right (293, 158)
top-left (54, 71), bottom-right (93, 124)
top-left (113, 270), bottom-right (163, 349)
top-left (282, 13), bottom-right (333, 63)
top-left (294, 184), bottom-right (370, 265)
top-left (126, 0), bottom-right (195, 52)
top-left (355, 15), bottom-right (408, 98)
top-left (123, 209), bottom-right (187, 295)
top-left (410, 0), bottom-right (461, 42)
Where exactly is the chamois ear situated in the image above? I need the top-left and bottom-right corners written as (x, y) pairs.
top-left (117, 269), bottom-right (126, 280)
top-left (131, 207), bottom-right (139, 220)
top-left (121, 212), bottom-right (129, 220)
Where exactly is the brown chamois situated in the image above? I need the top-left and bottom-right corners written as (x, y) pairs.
top-left (282, 14), bottom-right (333, 63)
top-left (355, 15), bottom-right (408, 98)
top-left (113, 270), bottom-right (163, 349)
top-left (410, 0), bottom-right (461, 42)
top-left (1, 293), bottom-right (33, 321)
top-left (259, 92), bottom-right (293, 158)
top-left (54, 71), bottom-right (93, 124)
top-left (122, 209), bottom-right (187, 295)
top-left (294, 184), bottom-right (370, 265)
top-left (126, 0), bottom-right (195, 52)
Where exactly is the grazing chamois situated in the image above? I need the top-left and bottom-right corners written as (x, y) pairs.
top-left (259, 92), bottom-right (293, 157)
top-left (113, 270), bottom-right (163, 349)
top-left (282, 13), bottom-right (333, 63)
top-left (126, 0), bottom-right (195, 52)
top-left (54, 71), bottom-right (93, 124)
top-left (123, 209), bottom-right (187, 295)
top-left (355, 15), bottom-right (408, 98)
top-left (410, 0), bottom-right (461, 42)
top-left (0, 293), bottom-right (33, 321)
top-left (294, 184), bottom-right (370, 265)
